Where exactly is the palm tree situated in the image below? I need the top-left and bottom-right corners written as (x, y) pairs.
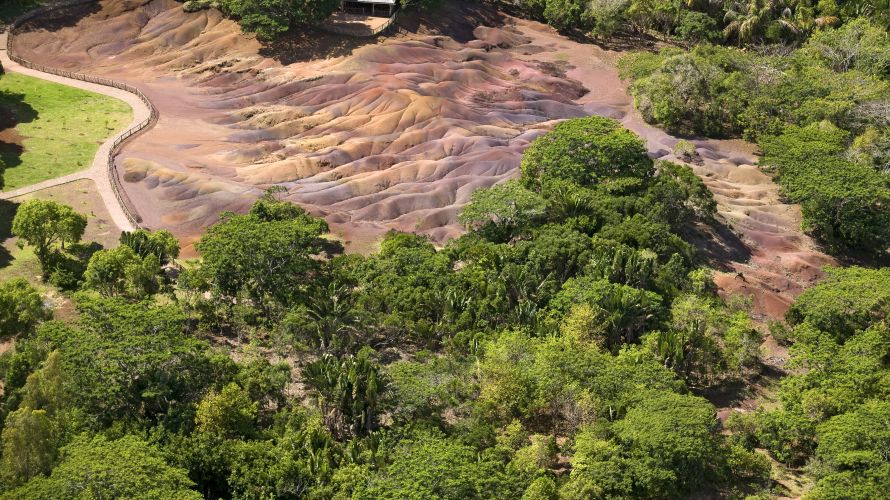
top-left (723, 0), bottom-right (801, 45)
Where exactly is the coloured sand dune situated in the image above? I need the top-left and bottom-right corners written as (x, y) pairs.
top-left (11, 0), bottom-right (834, 318)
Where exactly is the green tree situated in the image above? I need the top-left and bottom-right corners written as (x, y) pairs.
top-left (119, 229), bottom-right (180, 265)
top-left (612, 391), bottom-right (720, 496)
top-left (196, 196), bottom-right (328, 317)
top-left (11, 199), bottom-right (86, 270)
top-left (303, 349), bottom-right (386, 440)
top-left (0, 278), bottom-right (50, 338)
top-left (360, 432), bottom-right (514, 499)
top-left (83, 245), bottom-right (162, 298)
top-left (0, 407), bottom-right (56, 487)
top-left (723, 0), bottom-right (802, 45)
top-left (3, 435), bottom-right (201, 499)
top-left (520, 116), bottom-right (653, 192)
top-left (785, 266), bottom-right (890, 343)
top-left (459, 180), bottom-right (547, 236)
top-left (219, 0), bottom-right (340, 40)
top-left (195, 382), bottom-right (258, 439)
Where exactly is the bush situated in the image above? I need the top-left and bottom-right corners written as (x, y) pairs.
top-left (520, 116), bottom-right (652, 192)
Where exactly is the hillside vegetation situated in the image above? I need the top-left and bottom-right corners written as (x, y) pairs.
top-left (0, 0), bottom-right (887, 498)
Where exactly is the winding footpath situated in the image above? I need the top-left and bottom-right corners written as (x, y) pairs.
top-left (0, 31), bottom-right (146, 232)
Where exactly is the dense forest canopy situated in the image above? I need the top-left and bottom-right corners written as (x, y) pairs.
top-left (0, 0), bottom-right (888, 498)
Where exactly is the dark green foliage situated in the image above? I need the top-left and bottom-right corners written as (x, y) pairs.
top-left (217, 0), bottom-right (340, 40)
top-left (762, 124), bottom-right (890, 253)
top-left (0, 279), bottom-right (49, 338)
top-left (32, 297), bottom-right (231, 425)
top-left (303, 349), bottom-right (386, 439)
top-left (196, 192), bottom-right (329, 320)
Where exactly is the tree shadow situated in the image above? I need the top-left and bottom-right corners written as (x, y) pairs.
top-left (15, 1), bottom-right (101, 32)
top-left (683, 217), bottom-right (752, 271)
top-left (0, 90), bottom-right (39, 177)
top-left (0, 198), bottom-right (19, 268)
top-left (258, 27), bottom-right (382, 65)
top-left (396, 2), bottom-right (507, 42)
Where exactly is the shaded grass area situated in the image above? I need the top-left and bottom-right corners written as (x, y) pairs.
top-left (0, 0), bottom-right (45, 23)
top-left (0, 179), bottom-right (120, 315)
top-left (0, 72), bottom-right (131, 190)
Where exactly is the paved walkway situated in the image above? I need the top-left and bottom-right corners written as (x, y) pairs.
top-left (0, 31), bottom-right (149, 232)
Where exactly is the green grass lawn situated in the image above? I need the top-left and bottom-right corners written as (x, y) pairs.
top-left (0, 72), bottom-right (132, 191)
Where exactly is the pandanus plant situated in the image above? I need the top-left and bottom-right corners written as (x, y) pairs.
top-left (303, 349), bottom-right (386, 440)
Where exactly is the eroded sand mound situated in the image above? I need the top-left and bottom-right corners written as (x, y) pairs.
top-left (13, 0), bottom-right (834, 317)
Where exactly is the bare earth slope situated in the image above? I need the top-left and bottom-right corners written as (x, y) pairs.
top-left (12, 0), bottom-right (833, 318)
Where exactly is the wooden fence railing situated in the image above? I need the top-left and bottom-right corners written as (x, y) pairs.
top-left (321, 12), bottom-right (399, 38)
top-left (4, 0), bottom-right (156, 227)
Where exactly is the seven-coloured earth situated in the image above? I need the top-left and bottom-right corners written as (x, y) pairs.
top-left (11, 0), bottom-right (834, 319)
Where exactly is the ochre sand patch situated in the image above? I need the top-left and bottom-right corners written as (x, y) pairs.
top-left (12, 0), bottom-right (834, 318)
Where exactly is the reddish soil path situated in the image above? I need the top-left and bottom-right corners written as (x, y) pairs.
top-left (11, 0), bottom-right (834, 318)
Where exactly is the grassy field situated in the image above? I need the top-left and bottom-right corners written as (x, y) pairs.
top-left (0, 178), bottom-right (121, 279)
top-left (0, 72), bottom-right (131, 190)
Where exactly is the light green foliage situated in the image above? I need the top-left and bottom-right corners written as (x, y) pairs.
top-left (549, 276), bottom-right (662, 348)
top-left (3, 435), bottom-right (201, 500)
top-left (458, 180), bottom-right (547, 235)
top-left (12, 199), bottom-right (86, 265)
top-left (84, 245), bottom-right (162, 298)
top-left (849, 126), bottom-right (890, 173)
top-left (195, 382), bottom-right (258, 439)
top-left (359, 431), bottom-right (518, 499)
top-left (542, 0), bottom-right (591, 32)
top-left (588, 0), bottom-right (630, 39)
top-left (653, 294), bottom-right (761, 386)
top-left (478, 331), bottom-right (682, 429)
top-left (806, 18), bottom-right (890, 77)
top-left (0, 407), bottom-right (55, 487)
top-left (786, 266), bottom-right (890, 342)
top-left (0, 278), bottom-right (49, 338)
top-left (809, 400), bottom-right (890, 499)
top-left (520, 116), bottom-right (653, 191)
top-left (19, 351), bottom-right (68, 416)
